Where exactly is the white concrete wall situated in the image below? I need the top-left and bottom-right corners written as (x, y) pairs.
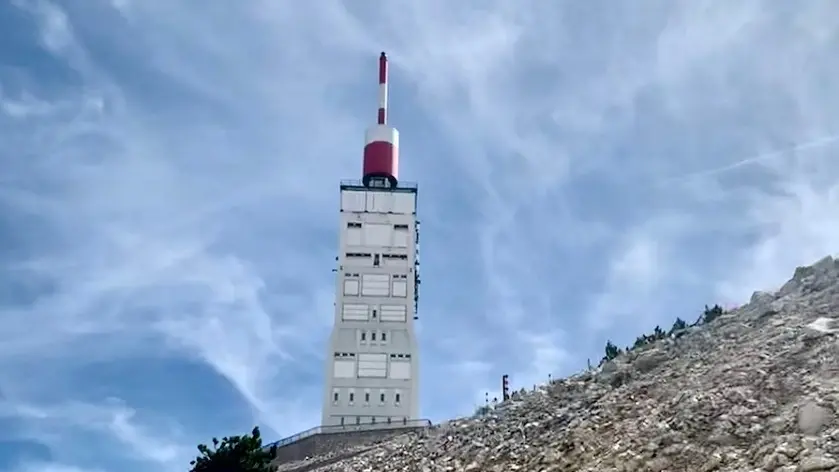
top-left (321, 185), bottom-right (420, 427)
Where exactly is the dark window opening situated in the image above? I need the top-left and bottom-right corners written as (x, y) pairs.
top-left (361, 332), bottom-right (366, 341)
top-left (340, 417), bottom-right (345, 426)
top-left (349, 393), bottom-right (355, 402)
top-left (387, 417), bottom-right (392, 424)
top-left (333, 392), bottom-right (339, 402)
top-left (371, 417), bottom-right (376, 424)
top-left (395, 393), bottom-right (401, 403)
top-left (380, 393), bottom-right (385, 402)
top-left (365, 393), bottom-right (370, 402)
top-left (347, 222), bottom-right (362, 228)
top-left (371, 332), bottom-right (376, 341)
top-left (356, 416), bottom-right (360, 425)
top-left (372, 309), bottom-right (377, 319)
top-left (373, 254), bottom-right (380, 266)
top-left (381, 332), bottom-right (387, 341)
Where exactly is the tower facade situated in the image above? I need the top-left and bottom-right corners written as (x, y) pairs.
top-left (321, 53), bottom-right (421, 428)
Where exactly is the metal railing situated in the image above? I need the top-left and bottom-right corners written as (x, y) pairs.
top-left (264, 418), bottom-right (432, 450)
top-left (339, 179), bottom-right (419, 191)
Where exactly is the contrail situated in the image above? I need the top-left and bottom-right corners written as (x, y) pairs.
top-left (659, 134), bottom-right (839, 185)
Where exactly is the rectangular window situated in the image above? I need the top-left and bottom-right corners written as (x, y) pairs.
top-left (341, 303), bottom-right (368, 321)
top-left (345, 252), bottom-right (372, 266)
top-left (357, 353), bottom-right (387, 378)
top-left (363, 223), bottom-right (392, 246)
top-left (373, 254), bottom-right (380, 267)
top-left (361, 274), bottom-right (390, 296)
top-left (393, 224), bottom-right (410, 247)
top-left (381, 332), bottom-right (387, 342)
top-left (333, 392), bottom-right (339, 402)
top-left (356, 416), bottom-right (360, 425)
top-left (346, 223), bottom-right (362, 246)
top-left (333, 360), bottom-right (355, 378)
top-left (360, 331), bottom-right (366, 341)
top-left (343, 277), bottom-right (360, 296)
top-left (365, 393), bottom-right (370, 402)
top-left (371, 332), bottom-right (376, 341)
top-left (349, 393), bottom-right (355, 402)
top-left (395, 393), bottom-right (401, 403)
top-left (392, 279), bottom-right (408, 297)
top-left (380, 305), bottom-right (407, 322)
top-left (380, 393), bottom-right (385, 402)
top-left (389, 361), bottom-right (411, 380)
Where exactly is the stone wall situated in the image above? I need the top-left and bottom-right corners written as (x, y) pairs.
top-left (272, 425), bottom-right (426, 468)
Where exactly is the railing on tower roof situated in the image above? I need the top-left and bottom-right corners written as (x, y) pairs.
top-left (339, 179), bottom-right (418, 192)
top-left (263, 418), bottom-right (432, 451)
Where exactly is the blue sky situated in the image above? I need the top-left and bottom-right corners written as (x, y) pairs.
top-left (2, 1), bottom-right (839, 471)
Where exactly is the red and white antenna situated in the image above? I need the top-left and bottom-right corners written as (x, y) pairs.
top-left (377, 52), bottom-right (388, 125)
top-left (363, 52), bottom-right (399, 188)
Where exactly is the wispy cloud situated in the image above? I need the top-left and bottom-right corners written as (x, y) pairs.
top-left (2, 1), bottom-right (839, 471)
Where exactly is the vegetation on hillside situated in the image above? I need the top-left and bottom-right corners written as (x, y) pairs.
top-left (189, 426), bottom-right (276, 472)
top-left (600, 304), bottom-right (727, 365)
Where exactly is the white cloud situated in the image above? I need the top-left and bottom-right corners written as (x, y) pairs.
top-left (2, 1), bottom-right (839, 471)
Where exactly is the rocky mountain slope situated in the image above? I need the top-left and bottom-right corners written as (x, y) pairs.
top-left (300, 256), bottom-right (839, 472)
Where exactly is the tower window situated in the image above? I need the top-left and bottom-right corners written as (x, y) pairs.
top-left (371, 332), bottom-right (376, 341)
top-left (340, 417), bottom-right (345, 426)
top-left (361, 332), bottom-right (366, 341)
top-left (372, 309), bottom-right (377, 319)
top-left (381, 332), bottom-right (387, 341)
top-left (349, 393), bottom-right (355, 402)
top-left (356, 416), bottom-right (360, 425)
top-left (333, 392), bottom-right (339, 402)
top-left (372, 417), bottom-right (376, 424)
top-left (380, 393), bottom-right (385, 402)
top-left (365, 393), bottom-right (370, 402)
top-left (373, 254), bottom-right (380, 266)
top-left (395, 393), bottom-right (401, 403)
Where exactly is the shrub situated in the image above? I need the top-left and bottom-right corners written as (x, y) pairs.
top-left (702, 304), bottom-right (725, 324)
top-left (604, 340), bottom-right (621, 361)
top-left (189, 426), bottom-right (276, 472)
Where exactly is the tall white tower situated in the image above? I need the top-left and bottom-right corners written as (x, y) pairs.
top-left (321, 52), bottom-right (420, 428)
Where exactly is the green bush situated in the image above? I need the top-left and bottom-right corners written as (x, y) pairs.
top-left (702, 304), bottom-right (725, 324)
top-left (189, 426), bottom-right (276, 472)
top-left (669, 317), bottom-right (687, 333)
top-left (604, 340), bottom-right (621, 361)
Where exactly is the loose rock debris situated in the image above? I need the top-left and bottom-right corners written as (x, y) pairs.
top-left (292, 255), bottom-right (839, 472)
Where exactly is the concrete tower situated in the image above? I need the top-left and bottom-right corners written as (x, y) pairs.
top-left (321, 52), bottom-right (421, 428)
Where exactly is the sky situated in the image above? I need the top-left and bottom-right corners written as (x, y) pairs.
top-left (1, 0), bottom-right (839, 471)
